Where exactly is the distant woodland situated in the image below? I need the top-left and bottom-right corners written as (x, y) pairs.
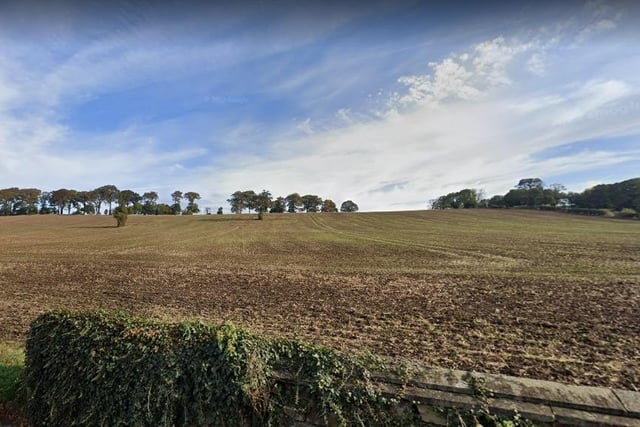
top-left (431, 177), bottom-right (640, 218)
top-left (0, 186), bottom-right (200, 216)
top-left (1, 177), bottom-right (637, 217)
top-left (0, 186), bottom-right (358, 216)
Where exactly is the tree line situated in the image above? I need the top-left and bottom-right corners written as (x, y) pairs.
top-left (226, 190), bottom-right (358, 217)
top-left (431, 177), bottom-right (640, 217)
top-left (0, 186), bottom-right (201, 216)
top-left (0, 185), bottom-right (360, 217)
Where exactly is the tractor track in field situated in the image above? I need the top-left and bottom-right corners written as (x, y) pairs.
top-left (306, 214), bottom-right (518, 265)
top-left (1, 212), bottom-right (640, 390)
top-left (306, 213), bottom-right (461, 257)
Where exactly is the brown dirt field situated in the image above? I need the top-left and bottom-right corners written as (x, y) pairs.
top-left (1, 210), bottom-right (639, 389)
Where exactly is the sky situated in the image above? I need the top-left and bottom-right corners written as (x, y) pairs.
top-left (1, 0), bottom-right (639, 212)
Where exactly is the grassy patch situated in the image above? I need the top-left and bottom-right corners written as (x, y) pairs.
top-left (0, 342), bottom-right (24, 403)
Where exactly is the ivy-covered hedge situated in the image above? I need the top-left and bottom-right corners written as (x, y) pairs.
top-left (25, 311), bottom-right (400, 426)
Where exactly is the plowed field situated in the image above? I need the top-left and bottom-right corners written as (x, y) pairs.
top-left (1, 210), bottom-right (639, 389)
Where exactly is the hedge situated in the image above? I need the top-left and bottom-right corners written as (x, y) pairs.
top-left (537, 206), bottom-right (614, 216)
top-left (24, 311), bottom-right (401, 427)
top-left (616, 208), bottom-right (638, 219)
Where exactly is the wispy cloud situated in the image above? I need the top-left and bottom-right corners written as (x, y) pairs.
top-left (576, 0), bottom-right (624, 41)
top-left (199, 2), bottom-right (639, 210)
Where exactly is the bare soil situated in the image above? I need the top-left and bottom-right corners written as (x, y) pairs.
top-left (1, 210), bottom-right (639, 390)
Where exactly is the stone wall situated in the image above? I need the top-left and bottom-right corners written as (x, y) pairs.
top-left (275, 367), bottom-right (640, 426)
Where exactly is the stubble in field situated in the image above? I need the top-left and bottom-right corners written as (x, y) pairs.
top-left (1, 210), bottom-right (639, 389)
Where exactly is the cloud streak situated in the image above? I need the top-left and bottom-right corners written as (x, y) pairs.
top-left (202, 3), bottom-right (640, 210)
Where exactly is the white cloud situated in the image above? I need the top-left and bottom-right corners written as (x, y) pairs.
top-left (392, 37), bottom-right (534, 110)
top-left (209, 79), bottom-right (640, 210)
top-left (526, 53), bottom-right (546, 76)
top-left (0, 75), bottom-right (19, 112)
top-left (552, 80), bottom-right (631, 125)
top-left (0, 5), bottom-right (367, 112)
top-left (0, 124), bottom-right (207, 194)
top-left (509, 94), bottom-right (565, 114)
top-left (472, 37), bottom-right (531, 86)
top-left (203, 83), bottom-right (640, 210)
top-left (296, 118), bottom-right (314, 135)
top-left (397, 58), bottom-right (481, 105)
top-left (336, 108), bottom-right (353, 124)
top-left (0, 74), bottom-right (209, 196)
top-left (199, 16), bottom-right (640, 211)
top-left (576, 0), bottom-right (624, 41)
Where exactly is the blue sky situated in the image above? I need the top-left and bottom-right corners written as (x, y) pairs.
top-left (1, 0), bottom-right (639, 211)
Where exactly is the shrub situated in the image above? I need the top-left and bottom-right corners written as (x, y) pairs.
top-left (113, 207), bottom-right (128, 227)
top-left (616, 208), bottom-right (638, 219)
top-left (24, 311), bottom-right (402, 427)
top-left (565, 207), bottom-right (610, 216)
top-left (25, 312), bottom-right (274, 426)
top-left (538, 205), bottom-right (559, 211)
